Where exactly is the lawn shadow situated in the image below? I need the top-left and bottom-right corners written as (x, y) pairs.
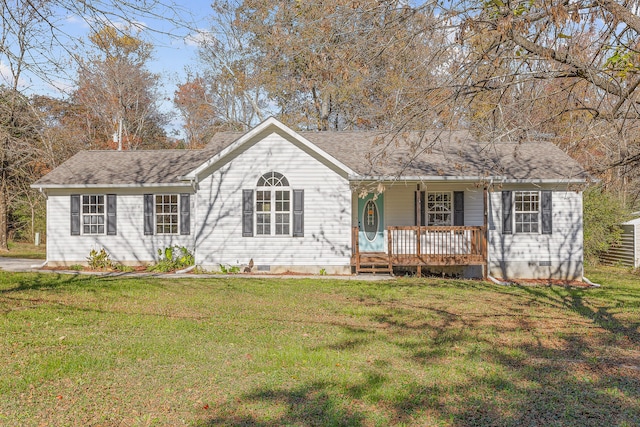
top-left (0, 272), bottom-right (97, 294)
top-left (197, 280), bottom-right (640, 426)
top-left (196, 381), bottom-right (365, 427)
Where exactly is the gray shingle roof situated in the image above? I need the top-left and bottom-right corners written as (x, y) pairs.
top-left (33, 128), bottom-right (588, 187)
top-left (300, 131), bottom-right (589, 181)
top-left (33, 149), bottom-right (208, 187)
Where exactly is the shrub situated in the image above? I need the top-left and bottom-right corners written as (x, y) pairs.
top-left (148, 246), bottom-right (194, 272)
top-left (113, 263), bottom-right (134, 273)
top-left (219, 264), bottom-right (241, 274)
top-left (87, 248), bottom-right (113, 270)
top-left (583, 186), bottom-right (629, 264)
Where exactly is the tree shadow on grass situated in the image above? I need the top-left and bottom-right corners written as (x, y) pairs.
top-left (195, 282), bottom-right (640, 426)
top-left (0, 272), bottom-right (97, 294)
top-left (196, 382), bottom-right (365, 427)
top-left (518, 284), bottom-right (640, 345)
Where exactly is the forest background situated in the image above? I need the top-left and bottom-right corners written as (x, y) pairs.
top-left (1, 0), bottom-right (639, 263)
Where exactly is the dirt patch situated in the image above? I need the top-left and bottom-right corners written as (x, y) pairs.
top-left (495, 278), bottom-right (593, 288)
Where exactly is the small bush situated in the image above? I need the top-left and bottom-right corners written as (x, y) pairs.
top-left (113, 263), bottom-right (134, 273)
top-left (148, 246), bottom-right (194, 272)
top-left (69, 264), bottom-right (84, 271)
top-left (219, 264), bottom-right (241, 274)
top-left (87, 248), bottom-right (113, 270)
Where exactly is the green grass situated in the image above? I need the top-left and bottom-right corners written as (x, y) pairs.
top-left (0, 266), bottom-right (639, 426)
top-left (2, 241), bottom-right (46, 259)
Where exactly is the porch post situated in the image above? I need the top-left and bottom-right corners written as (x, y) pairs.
top-left (387, 227), bottom-right (393, 273)
top-left (416, 226), bottom-right (422, 278)
top-left (483, 184), bottom-right (489, 280)
top-left (353, 227), bottom-right (360, 273)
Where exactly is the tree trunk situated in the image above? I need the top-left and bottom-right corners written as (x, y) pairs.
top-left (0, 180), bottom-right (8, 251)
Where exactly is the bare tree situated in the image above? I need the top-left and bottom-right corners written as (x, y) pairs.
top-left (429, 0), bottom-right (640, 199)
top-left (0, 0), bottom-right (193, 248)
top-left (74, 26), bottom-right (168, 150)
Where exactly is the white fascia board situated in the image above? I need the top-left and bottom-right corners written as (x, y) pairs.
top-left (349, 175), bottom-right (504, 182)
top-left (185, 117), bottom-right (356, 179)
top-left (30, 182), bottom-right (192, 190)
top-left (496, 178), bottom-right (589, 184)
top-left (349, 175), bottom-right (588, 184)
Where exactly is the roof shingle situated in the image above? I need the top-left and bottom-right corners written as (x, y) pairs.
top-left (33, 128), bottom-right (588, 187)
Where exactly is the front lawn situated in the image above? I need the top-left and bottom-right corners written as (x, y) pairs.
top-left (1, 266), bottom-right (638, 426)
top-left (2, 241), bottom-right (46, 260)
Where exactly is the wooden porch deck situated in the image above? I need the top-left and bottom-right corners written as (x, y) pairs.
top-left (351, 226), bottom-right (487, 276)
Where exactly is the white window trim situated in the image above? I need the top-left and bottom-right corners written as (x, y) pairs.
top-left (81, 194), bottom-right (106, 235)
top-left (255, 173), bottom-right (292, 237)
top-left (514, 190), bottom-right (540, 234)
top-left (155, 194), bottom-right (180, 235)
top-left (426, 191), bottom-right (453, 226)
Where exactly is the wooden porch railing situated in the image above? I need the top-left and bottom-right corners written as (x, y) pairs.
top-left (387, 226), bottom-right (486, 266)
top-left (352, 226), bottom-right (487, 274)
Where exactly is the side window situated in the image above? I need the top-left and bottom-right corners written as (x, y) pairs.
top-left (82, 195), bottom-right (105, 235)
top-left (514, 191), bottom-right (540, 233)
top-left (143, 194), bottom-right (190, 236)
top-left (155, 194), bottom-right (179, 234)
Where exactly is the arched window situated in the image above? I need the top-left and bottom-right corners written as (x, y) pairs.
top-left (256, 172), bottom-right (291, 235)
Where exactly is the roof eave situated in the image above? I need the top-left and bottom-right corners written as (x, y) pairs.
top-left (30, 182), bottom-right (193, 190)
top-left (349, 175), bottom-right (589, 184)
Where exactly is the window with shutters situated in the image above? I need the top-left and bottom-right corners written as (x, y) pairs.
top-left (514, 191), bottom-right (539, 233)
top-left (155, 194), bottom-right (179, 234)
top-left (82, 195), bottom-right (105, 235)
top-left (426, 192), bottom-right (452, 226)
top-left (72, 194), bottom-right (115, 236)
top-left (256, 172), bottom-right (291, 236)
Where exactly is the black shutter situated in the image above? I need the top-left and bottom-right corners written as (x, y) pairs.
top-left (541, 191), bottom-right (552, 234)
top-left (144, 194), bottom-right (154, 235)
top-left (502, 191), bottom-right (513, 235)
top-left (414, 191), bottom-right (425, 226)
top-left (293, 189), bottom-right (304, 237)
top-left (242, 189), bottom-right (253, 237)
top-left (70, 194), bottom-right (80, 236)
top-left (453, 191), bottom-right (464, 226)
top-left (107, 194), bottom-right (117, 235)
top-left (180, 193), bottom-right (190, 235)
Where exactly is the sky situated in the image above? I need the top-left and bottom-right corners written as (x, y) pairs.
top-left (1, 0), bottom-right (217, 137)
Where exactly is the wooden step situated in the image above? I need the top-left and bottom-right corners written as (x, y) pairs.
top-left (355, 252), bottom-right (392, 274)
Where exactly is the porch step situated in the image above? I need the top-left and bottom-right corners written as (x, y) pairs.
top-left (356, 252), bottom-right (392, 275)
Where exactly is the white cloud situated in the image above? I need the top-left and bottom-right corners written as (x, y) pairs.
top-left (184, 29), bottom-right (214, 47)
top-left (0, 61), bottom-right (20, 88)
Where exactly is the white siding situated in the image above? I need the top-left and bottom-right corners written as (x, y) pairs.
top-left (46, 188), bottom-right (195, 265)
top-left (488, 187), bottom-right (583, 279)
top-left (195, 131), bottom-right (352, 272)
top-left (358, 183), bottom-right (485, 227)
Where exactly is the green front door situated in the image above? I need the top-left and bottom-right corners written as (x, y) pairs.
top-left (358, 193), bottom-right (384, 252)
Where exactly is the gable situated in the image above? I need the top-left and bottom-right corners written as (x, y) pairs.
top-left (186, 118), bottom-right (356, 183)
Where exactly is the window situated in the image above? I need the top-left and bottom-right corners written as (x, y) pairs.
top-left (514, 191), bottom-right (539, 233)
top-left (144, 194), bottom-right (189, 236)
top-left (427, 192), bottom-right (452, 226)
top-left (256, 172), bottom-right (291, 236)
top-left (155, 194), bottom-right (179, 234)
top-left (82, 195), bottom-right (105, 234)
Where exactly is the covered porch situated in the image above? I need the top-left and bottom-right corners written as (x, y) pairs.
top-left (351, 225), bottom-right (487, 276)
